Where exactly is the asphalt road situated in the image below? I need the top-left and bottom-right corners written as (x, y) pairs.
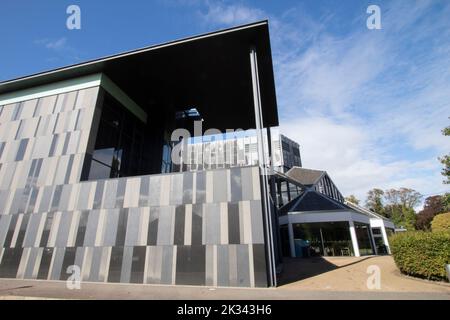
top-left (0, 279), bottom-right (448, 300)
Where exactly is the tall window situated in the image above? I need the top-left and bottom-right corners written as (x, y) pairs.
top-left (86, 93), bottom-right (145, 180)
top-left (354, 223), bottom-right (374, 255)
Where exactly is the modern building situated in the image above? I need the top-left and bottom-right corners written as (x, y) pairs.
top-left (178, 128), bottom-right (301, 173)
top-left (278, 134), bottom-right (302, 172)
top-left (279, 167), bottom-right (395, 258)
top-left (0, 21), bottom-right (395, 289)
top-left (0, 21), bottom-right (282, 287)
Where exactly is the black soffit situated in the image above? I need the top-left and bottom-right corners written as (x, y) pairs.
top-left (0, 21), bottom-right (279, 130)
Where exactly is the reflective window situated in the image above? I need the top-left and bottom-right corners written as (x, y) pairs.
top-left (292, 222), bottom-right (354, 257)
top-left (85, 92), bottom-right (146, 180)
top-left (355, 222), bottom-right (375, 255)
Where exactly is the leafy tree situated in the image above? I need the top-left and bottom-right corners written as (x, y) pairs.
top-left (384, 188), bottom-right (422, 209)
top-left (383, 188), bottom-right (422, 230)
top-left (365, 188), bottom-right (386, 217)
top-left (439, 123), bottom-right (450, 184)
top-left (345, 195), bottom-right (360, 205)
top-left (384, 204), bottom-right (414, 229)
top-left (442, 193), bottom-right (450, 212)
top-left (415, 195), bottom-right (444, 231)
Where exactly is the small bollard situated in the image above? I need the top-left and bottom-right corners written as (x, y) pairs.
top-left (446, 264), bottom-right (450, 283)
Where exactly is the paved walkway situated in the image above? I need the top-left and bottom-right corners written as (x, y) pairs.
top-left (0, 256), bottom-right (448, 300)
top-left (279, 256), bottom-right (450, 293)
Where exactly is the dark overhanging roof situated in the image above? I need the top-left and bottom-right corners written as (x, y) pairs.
top-left (0, 21), bottom-right (279, 131)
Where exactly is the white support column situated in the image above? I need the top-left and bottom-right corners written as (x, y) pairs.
top-left (380, 225), bottom-right (391, 254)
top-left (368, 227), bottom-right (378, 255)
top-left (288, 223), bottom-right (296, 258)
top-left (349, 221), bottom-right (361, 257)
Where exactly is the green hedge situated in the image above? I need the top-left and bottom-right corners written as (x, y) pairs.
top-left (432, 212), bottom-right (450, 233)
top-left (390, 231), bottom-right (450, 281)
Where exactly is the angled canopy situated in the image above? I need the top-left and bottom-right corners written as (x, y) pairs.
top-left (0, 21), bottom-right (279, 131)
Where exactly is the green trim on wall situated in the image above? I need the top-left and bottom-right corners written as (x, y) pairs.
top-left (100, 74), bottom-right (147, 123)
top-left (0, 74), bottom-right (102, 106)
top-left (0, 73), bottom-right (147, 124)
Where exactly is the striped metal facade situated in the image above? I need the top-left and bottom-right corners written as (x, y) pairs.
top-left (0, 85), bottom-right (269, 287)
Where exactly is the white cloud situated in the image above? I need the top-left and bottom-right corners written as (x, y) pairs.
top-left (280, 116), bottom-right (445, 204)
top-left (35, 37), bottom-right (68, 51)
top-left (200, 1), bottom-right (266, 26)
top-left (275, 1), bottom-right (450, 203)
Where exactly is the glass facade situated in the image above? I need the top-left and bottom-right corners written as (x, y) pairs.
top-left (86, 92), bottom-right (146, 180)
top-left (315, 174), bottom-right (344, 203)
top-left (280, 134), bottom-right (302, 172)
top-left (354, 222), bottom-right (374, 255)
top-left (272, 175), bottom-right (303, 209)
top-left (292, 222), bottom-right (354, 257)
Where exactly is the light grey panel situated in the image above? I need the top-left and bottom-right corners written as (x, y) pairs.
top-left (228, 245), bottom-right (238, 286)
top-left (23, 248), bottom-right (41, 279)
top-left (77, 183), bottom-right (92, 210)
top-left (88, 247), bottom-right (103, 282)
top-left (9, 189), bottom-right (24, 215)
top-left (0, 215), bottom-right (12, 249)
top-left (204, 203), bottom-right (220, 245)
top-left (205, 245), bottom-right (214, 286)
top-left (103, 179), bottom-right (118, 209)
top-left (169, 174), bottom-right (183, 205)
top-left (0, 190), bottom-right (10, 213)
top-left (23, 213), bottom-right (42, 247)
top-left (217, 245), bottom-right (229, 287)
top-left (120, 246), bottom-right (133, 283)
top-left (103, 209), bottom-right (120, 246)
top-left (55, 212), bottom-right (72, 247)
top-left (241, 167), bottom-right (254, 201)
top-left (125, 208), bottom-right (140, 246)
top-left (156, 206), bottom-right (174, 245)
top-left (58, 185), bottom-right (73, 212)
top-left (146, 246), bottom-right (162, 284)
top-left (250, 200), bottom-right (265, 244)
top-left (148, 176), bottom-right (161, 206)
top-left (236, 244), bottom-right (250, 287)
top-left (213, 169), bottom-right (228, 202)
top-left (160, 246), bottom-right (174, 285)
top-left (83, 210), bottom-right (100, 247)
top-left (38, 186), bottom-right (54, 212)
top-left (49, 247), bottom-right (65, 280)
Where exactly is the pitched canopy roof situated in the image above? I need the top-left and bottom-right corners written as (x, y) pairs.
top-left (285, 167), bottom-right (325, 186)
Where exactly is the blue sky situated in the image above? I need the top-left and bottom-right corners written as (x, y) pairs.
top-left (1, 0), bottom-right (449, 204)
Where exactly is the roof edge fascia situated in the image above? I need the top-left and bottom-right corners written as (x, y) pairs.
top-left (0, 20), bottom-right (269, 89)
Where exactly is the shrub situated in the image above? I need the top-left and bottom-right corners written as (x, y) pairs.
top-left (431, 212), bottom-right (450, 233)
top-left (390, 231), bottom-right (450, 281)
